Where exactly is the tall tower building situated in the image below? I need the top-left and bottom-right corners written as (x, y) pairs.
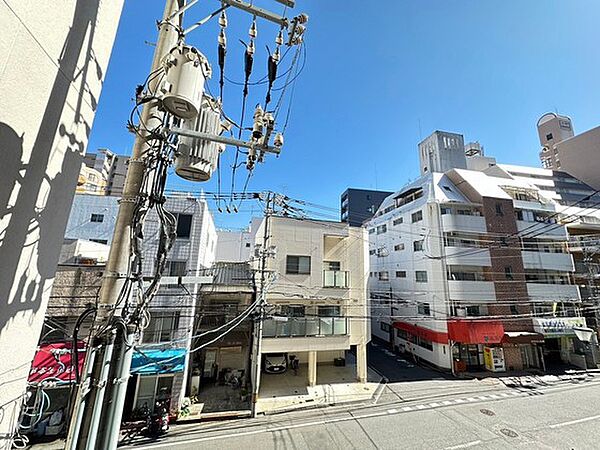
top-left (537, 113), bottom-right (574, 169)
top-left (418, 130), bottom-right (467, 175)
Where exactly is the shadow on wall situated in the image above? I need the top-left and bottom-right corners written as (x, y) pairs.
top-left (0, 0), bottom-right (103, 430)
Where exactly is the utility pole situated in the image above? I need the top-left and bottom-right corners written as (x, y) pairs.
top-left (250, 192), bottom-right (273, 417)
top-left (66, 2), bottom-right (182, 449)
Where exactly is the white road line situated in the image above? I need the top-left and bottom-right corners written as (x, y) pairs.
top-left (500, 393), bottom-right (510, 397)
top-left (454, 399), bottom-right (466, 403)
top-left (488, 394), bottom-right (500, 399)
top-left (416, 404), bottom-right (427, 410)
top-left (442, 400), bottom-right (453, 405)
top-left (402, 406), bottom-right (413, 412)
top-left (466, 397), bottom-right (477, 402)
top-left (477, 396), bottom-right (488, 400)
top-left (387, 408), bottom-right (398, 414)
top-left (429, 402), bottom-right (441, 408)
top-left (444, 440), bottom-right (482, 450)
top-left (549, 414), bottom-right (600, 429)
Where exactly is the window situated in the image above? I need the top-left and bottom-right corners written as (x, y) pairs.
top-left (176, 213), bottom-right (193, 238)
top-left (369, 249), bottom-right (376, 256)
top-left (368, 228), bottom-right (376, 235)
top-left (415, 271), bottom-right (428, 283)
top-left (282, 305), bottom-right (305, 317)
top-left (441, 207), bottom-right (451, 215)
top-left (396, 271), bottom-right (406, 278)
top-left (417, 302), bottom-right (431, 316)
top-left (495, 203), bottom-right (504, 217)
top-left (415, 336), bottom-right (433, 351)
top-left (394, 243), bottom-right (405, 251)
top-left (466, 305), bottom-right (480, 316)
top-left (142, 312), bottom-right (180, 343)
top-left (245, 243), bottom-right (251, 248)
top-left (505, 266), bottom-right (514, 280)
top-left (325, 261), bottom-right (341, 271)
top-left (411, 210), bottom-right (423, 223)
top-left (546, 133), bottom-right (553, 141)
top-left (376, 224), bottom-right (387, 234)
top-left (393, 217), bottom-right (403, 226)
top-left (396, 328), bottom-right (409, 339)
top-left (167, 260), bottom-right (187, 276)
top-left (443, 186), bottom-right (453, 192)
top-left (90, 238), bottom-right (108, 245)
top-left (286, 255), bottom-right (311, 275)
top-left (380, 322), bottom-right (391, 332)
top-left (378, 271), bottom-right (389, 281)
top-left (510, 305), bottom-right (519, 315)
top-left (413, 240), bottom-right (424, 252)
top-left (90, 213), bottom-right (104, 223)
top-left (318, 306), bottom-right (341, 317)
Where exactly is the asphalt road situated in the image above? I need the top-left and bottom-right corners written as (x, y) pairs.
top-left (118, 343), bottom-right (600, 450)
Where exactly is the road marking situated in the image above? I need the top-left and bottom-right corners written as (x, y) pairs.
top-left (402, 406), bottom-right (413, 412)
top-left (429, 402), bottom-right (441, 408)
top-left (454, 398), bottom-right (466, 403)
top-left (500, 393), bottom-right (510, 397)
top-left (387, 408), bottom-right (398, 414)
top-left (442, 400), bottom-right (453, 405)
top-left (466, 397), bottom-right (477, 402)
top-left (488, 394), bottom-right (500, 399)
top-left (416, 404), bottom-right (427, 410)
top-left (549, 414), bottom-right (600, 429)
top-left (477, 396), bottom-right (489, 400)
top-left (444, 440), bottom-right (482, 449)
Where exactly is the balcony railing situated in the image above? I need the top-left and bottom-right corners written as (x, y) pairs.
top-left (263, 317), bottom-right (347, 338)
top-left (323, 270), bottom-right (349, 288)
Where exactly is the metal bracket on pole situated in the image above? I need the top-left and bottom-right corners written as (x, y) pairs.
top-left (167, 126), bottom-right (281, 155)
top-left (219, 0), bottom-right (289, 27)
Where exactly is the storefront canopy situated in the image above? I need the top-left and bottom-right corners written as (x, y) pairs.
top-left (29, 341), bottom-right (86, 384)
top-left (393, 322), bottom-right (449, 344)
top-left (131, 348), bottom-right (186, 374)
top-left (447, 320), bottom-right (505, 345)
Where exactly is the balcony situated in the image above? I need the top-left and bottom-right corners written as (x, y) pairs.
top-left (526, 283), bottom-right (580, 301)
top-left (516, 220), bottom-right (567, 238)
top-left (323, 270), bottom-right (349, 288)
top-left (447, 280), bottom-right (496, 302)
top-left (445, 247), bottom-right (491, 267)
top-left (441, 214), bottom-right (487, 233)
top-left (263, 317), bottom-right (347, 338)
top-left (521, 251), bottom-right (574, 272)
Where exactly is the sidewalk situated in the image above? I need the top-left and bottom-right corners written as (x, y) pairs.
top-left (256, 356), bottom-right (382, 415)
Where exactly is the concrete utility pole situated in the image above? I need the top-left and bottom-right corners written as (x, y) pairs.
top-left (250, 192), bottom-right (273, 417)
top-left (66, 2), bottom-right (182, 449)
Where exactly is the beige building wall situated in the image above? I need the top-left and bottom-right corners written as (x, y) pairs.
top-left (0, 1), bottom-right (123, 446)
top-left (556, 126), bottom-right (600, 191)
top-left (256, 216), bottom-right (370, 381)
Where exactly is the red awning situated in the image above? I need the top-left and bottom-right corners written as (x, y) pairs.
top-left (29, 341), bottom-right (86, 384)
top-left (447, 319), bottom-right (505, 345)
top-left (393, 322), bottom-right (449, 344)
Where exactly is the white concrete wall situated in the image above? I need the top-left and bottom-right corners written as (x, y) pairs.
top-left (0, 1), bottom-right (123, 445)
top-left (64, 194), bottom-right (120, 244)
top-left (257, 217), bottom-right (370, 359)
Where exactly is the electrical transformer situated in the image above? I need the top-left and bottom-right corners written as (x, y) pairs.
top-left (162, 45), bottom-right (212, 119)
top-left (174, 96), bottom-right (221, 182)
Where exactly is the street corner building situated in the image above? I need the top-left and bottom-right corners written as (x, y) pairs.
top-left (0, 0), bottom-right (124, 444)
top-left (368, 130), bottom-right (600, 376)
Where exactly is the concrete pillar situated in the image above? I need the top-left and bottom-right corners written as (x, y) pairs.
top-left (356, 343), bottom-right (368, 383)
top-left (308, 351), bottom-right (317, 387)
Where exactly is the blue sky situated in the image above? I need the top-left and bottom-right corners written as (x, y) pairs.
top-left (89, 0), bottom-right (600, 229)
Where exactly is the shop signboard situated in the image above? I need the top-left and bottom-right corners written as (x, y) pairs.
top-left (533, 317), bottom-right (586, 336)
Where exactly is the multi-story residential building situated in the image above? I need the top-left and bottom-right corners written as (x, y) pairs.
top-left (368, 133), bottom-right (597, 374)
top-left (537, 113), bottom-right (600, 190)
top-left (40, 193), bottom-right (217, 418)
top-left (340, 188), bottom-right (393, 227)
top-left (184, 262), bottom-right (255, 419)
top-left (76, 164), bottom-right (107, 195)
top-left (254, 216), bottom-right (370, 391)
top-left (83, 148), bottom-right (130, 196)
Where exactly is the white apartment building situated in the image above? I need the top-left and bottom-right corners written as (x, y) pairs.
top-left (61, 193), bottom-right (217, 415)
top-left (254, 216), bottom-right (370, 389)
top-left (367, 161), bottom-right (596, 373)
top-left (537, 112), bottom-right (600, 190)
